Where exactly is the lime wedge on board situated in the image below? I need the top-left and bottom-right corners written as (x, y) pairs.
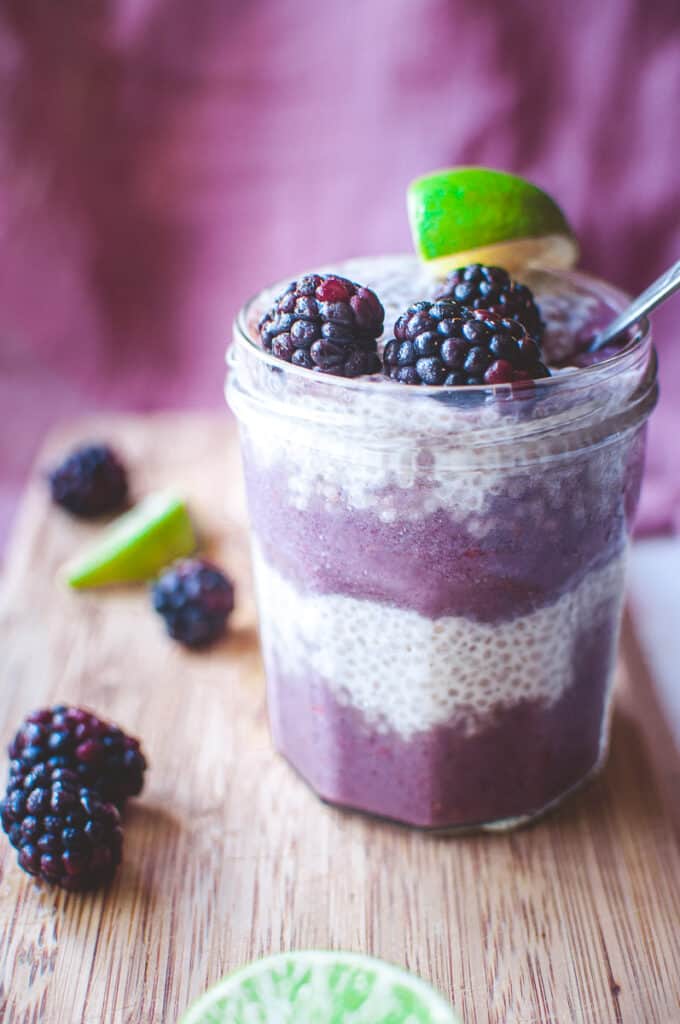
top-left (65, 491), bottom-right (196, 588)
top-left (179, 950), bottom-right (459, 1024)
top-left (408, 166), bottom-right (578, 275)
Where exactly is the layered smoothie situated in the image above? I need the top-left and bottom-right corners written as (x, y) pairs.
top-left (228, 254), bottom-right (656, 831)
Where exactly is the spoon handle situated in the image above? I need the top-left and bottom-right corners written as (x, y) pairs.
top-left (589, 259), bottom-right (680, 351)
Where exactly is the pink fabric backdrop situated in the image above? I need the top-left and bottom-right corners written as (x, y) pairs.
top-left (1, 0), bottom-right (679, 549)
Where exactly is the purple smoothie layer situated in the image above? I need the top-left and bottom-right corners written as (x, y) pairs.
top-left (266, 604), bottom-right (617, 829)
top-left (241, 429), bottom-right (645, 622)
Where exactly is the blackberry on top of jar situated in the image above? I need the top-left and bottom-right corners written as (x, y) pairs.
top-left (257, 274), bottom-right (384, 379)
top-left (383, 300), bottom-right (550, 387)
top-left (434, 263), bottom-right (545, 342)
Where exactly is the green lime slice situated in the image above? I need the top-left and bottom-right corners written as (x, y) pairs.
top-left (408, 166), bottom-right (578, 274)
top-left (180, 951), bottom-right (459, 1024)
top-left (65, 491), bottom-right (196, 588)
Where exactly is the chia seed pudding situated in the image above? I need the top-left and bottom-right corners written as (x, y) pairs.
top-left (227, 255), bottom-right (657, 831)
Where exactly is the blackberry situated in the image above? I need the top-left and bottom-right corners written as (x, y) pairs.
top-left (383, 301), bottom-right (550, 387)
top-left (257, 274), bottom-right (384, 378)
top-left (48, 443), bottom-right (128, 517)
top-left (152, 558), bottom-right (235, 648)
top-left (1, 765), bottom-right (123, 890)
top-left (434, 264), bottom-right (544, 341)
top-left (8, 706), bottom-right (146, 808)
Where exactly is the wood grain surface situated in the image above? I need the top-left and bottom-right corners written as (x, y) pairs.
top-left (1, 414), bottom-right (679, 1024)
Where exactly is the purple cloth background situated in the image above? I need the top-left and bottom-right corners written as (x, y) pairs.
top-left (1, 0), bottom-right (679, 551)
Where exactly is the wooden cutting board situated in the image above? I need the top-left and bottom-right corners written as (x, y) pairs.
top-left (1, 414), bottom-right (679, 1024)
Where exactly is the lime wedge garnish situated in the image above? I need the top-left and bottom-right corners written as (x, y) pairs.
top-left (65, 491), bottom-right (196, 588)
top-left (408, 166), bottom-right (578, 274)
top-left (179, 951), bottom-right (459, 1024)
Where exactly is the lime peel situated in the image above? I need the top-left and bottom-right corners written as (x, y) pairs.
top-left (65, 491), bottom-right (196, 588)
top-left (180, 950), bottom-right (459, 1024)
top-left (408, 166), bottom-right (577, 273)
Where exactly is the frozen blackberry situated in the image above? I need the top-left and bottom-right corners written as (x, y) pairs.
top-left (383, 301), bottom-right (550, 387)
top-left (152, 558), bottom-right (235, 648)
top-left (1, 765), bottom-right (123, 890)
top-left (48, 443), bottom-right (128, 517)
top-left (434, 264), bottom-right (544, 341)
top-left (257, 274), bottom-right (384, 378)
top-left (8, 706), bottom-right (146, 808)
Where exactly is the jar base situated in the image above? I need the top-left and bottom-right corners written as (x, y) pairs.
top-left (278, 745), bottom-right (609, 835)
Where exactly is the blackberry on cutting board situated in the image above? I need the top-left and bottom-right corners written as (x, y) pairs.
top-left (152, 558), bottom-right (235, 648)
top-left (8, 705), bottom-right (146, 808)
top-left (1, 765), bottom-right (123, 891)
top-left (48, 443), bottom-right (128, 517)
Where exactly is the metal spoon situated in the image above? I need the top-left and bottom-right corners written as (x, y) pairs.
top-left (589, 258), bottom-right (680, 351)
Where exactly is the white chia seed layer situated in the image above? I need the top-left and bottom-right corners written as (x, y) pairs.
top-left (252, 544), bottom-right (625, 741)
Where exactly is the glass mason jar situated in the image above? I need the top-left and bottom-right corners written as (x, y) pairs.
top-left (227, 258), bottom-right (657, 832)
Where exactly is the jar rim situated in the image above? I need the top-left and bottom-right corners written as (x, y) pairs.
top-left (230, 260), bottom-right (651, 398)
